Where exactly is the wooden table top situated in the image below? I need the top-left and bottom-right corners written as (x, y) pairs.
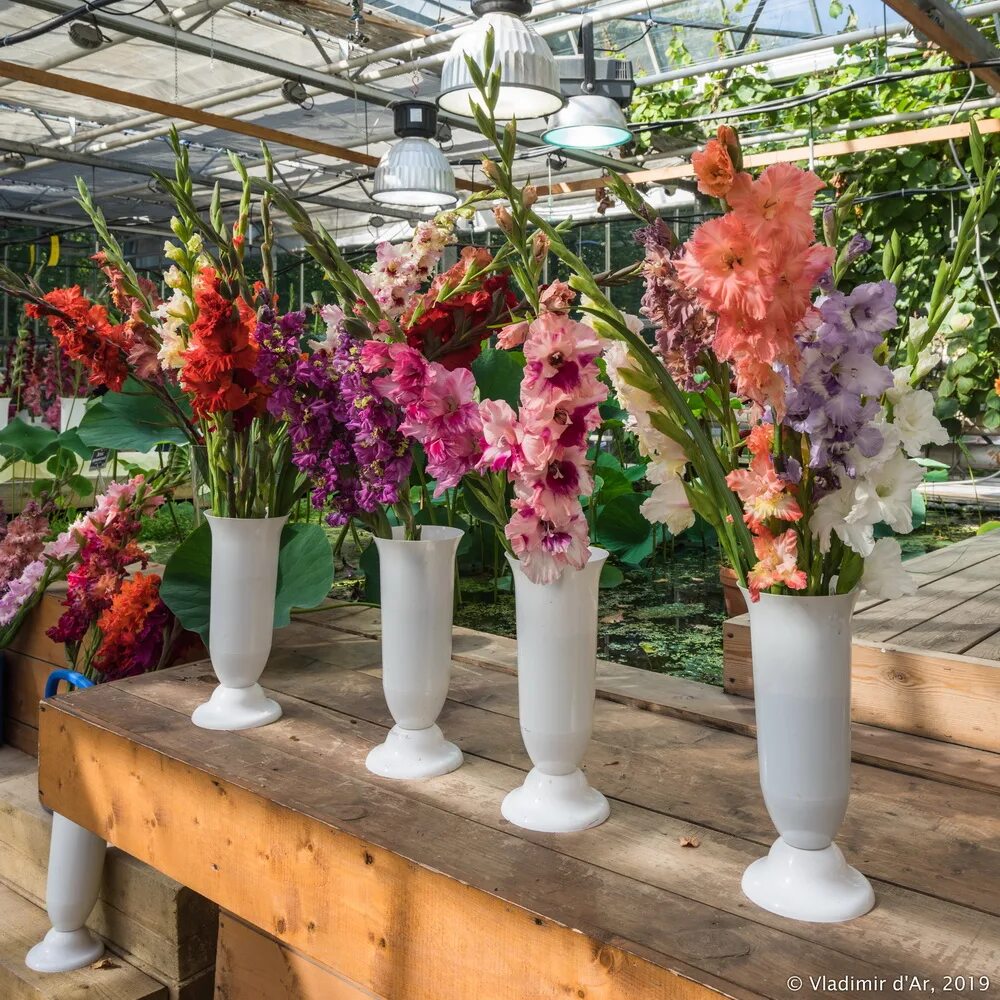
top-left (37, 611), bottom-right (1000, 1000)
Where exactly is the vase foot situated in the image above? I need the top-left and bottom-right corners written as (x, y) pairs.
top-left (26, 928), bottom-right (105, 973)
top-left (191, 683), bottom-right (282, 731)
top-left (501, 767), bottom-right (609, 833)
top-left (742, 837), bottom-right (875, 923)
top-left (366, 724), bottom-right (463, 780)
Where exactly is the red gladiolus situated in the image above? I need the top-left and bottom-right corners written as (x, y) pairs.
top-left (180, 268), bottom-right (264, 420)
top-left (26, 286), bottom-right (131, 392)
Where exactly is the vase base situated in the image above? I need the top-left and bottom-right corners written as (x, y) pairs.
top-left (26, 928), bottom-right (105, 973)
top-left (742, 837), bottom-right (875, 923)
top-left (501, 768), bottom-right (609, 833)
top-left (191, 683), bottom-right (282, 731)
top-left (366, 724), bottom-right (463, 780)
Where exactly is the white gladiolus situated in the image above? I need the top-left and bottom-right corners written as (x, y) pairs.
top-left (812, 482), bottom-right (876, 556)
top-left (641, 461), bottom-right (695, 535)
top-left (848, 451), bottom-right (924, 534)
top-left (891, 386), bottom-right (949, 456)
top-left (862, 537), bottom-right (916, 600)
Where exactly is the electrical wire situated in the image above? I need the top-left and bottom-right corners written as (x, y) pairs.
top-left (0, 0), bottom-right (129, 47)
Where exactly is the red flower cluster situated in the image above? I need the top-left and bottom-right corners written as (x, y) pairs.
top-left (26, 287), bottom-right (130, 392)
top-left (180, 268), bottom-right (264, 420)
top-left (93, 572), bottom-right (173, 681)
top-left (403, 247), bottom-right (517, 370)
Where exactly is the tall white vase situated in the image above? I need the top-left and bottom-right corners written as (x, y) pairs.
top-left (191, 513), bottom-right (287, 731)
top-left (502, 548), bottom-right (610, 833)
top-left (366, 525), bottom-right (464, 780)
top-left (25, 813), bottom-right (106, 972)
top-left (741, 589), bottom-right (875, 923)
top-left (0, 397), bottom-right (10, 432)
top-left (59, 396), bottom-right (85, 432)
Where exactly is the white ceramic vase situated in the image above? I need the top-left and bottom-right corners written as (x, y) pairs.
top-left (59, 396), bottom-right (85, 432)
top-left (740, 589), bottom-right (875, 923)
top-left (0, 397), bottom-right (10, 432)
top-left (25, 813), bottom-right (106, 972)
top-left (191, 513), bottom-right (287, 731)
top-left (366, 525), bottom-right (464, 780)
top-left (502, 548), bottom-right (610, 833)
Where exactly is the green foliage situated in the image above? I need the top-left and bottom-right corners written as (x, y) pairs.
top-left (629, 21), bottom-right (1000, 429)
top-left (471, 347), bottom-right (525, 408)
top-left (160, 521), bottom-right (334, 642)
top-left (78, 379), bottom-right (191, 452)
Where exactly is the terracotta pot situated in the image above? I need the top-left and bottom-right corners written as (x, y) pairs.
top-left (720, 565), bottom-right (748, 617)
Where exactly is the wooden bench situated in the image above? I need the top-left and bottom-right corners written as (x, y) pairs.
top-left (36, 612), bottom-right (1000, 999)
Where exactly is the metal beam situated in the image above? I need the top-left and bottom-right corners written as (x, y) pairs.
top-left (880, 0), bottom-right (1000, 92)
top-left (0, 206), bottom-right (172, 238)
top-left (17, 0), bottom-right (625, 175)
top-left (0, 137), bottom-right (424, 222)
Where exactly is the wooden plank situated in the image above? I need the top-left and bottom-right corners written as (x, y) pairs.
top-left (889, 582), bottom-right (1000, 653)
top-left (723, 620), bottom-right (1000, 752)
top-left (3, 717), bottom-right (38, 756)
top-left (881, 0), bottom-right (1000, 92)
top-left (967, 628), bottom-right (1000, 662)
top-left (294, 609), bottom-right (1000, 793)
top-left (853, 555), bottom-right (1000, 643)
top-left (538, 117), bottom-right (1000, 198)
top-left (39, 687), bottom-right (901, 1000)
top-left (2, 651), bottom-right (58, 736)
top-left (117, 665), bottom-right (1000, 995)
top-left (215, 912), bottom-right (384, 1000)
top-left (0, 881), bottom-right (168, 1000)
top-left (6, 587), bottom-right (67, 665)
top-left (251, 648), bottom-right (1000, 915)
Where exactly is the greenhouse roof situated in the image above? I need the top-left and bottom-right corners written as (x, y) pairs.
top-left (0, 0), bottom-right (996, 255)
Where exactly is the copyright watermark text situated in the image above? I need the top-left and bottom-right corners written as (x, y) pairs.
top-left (785, 975), bottom-right (992, 994)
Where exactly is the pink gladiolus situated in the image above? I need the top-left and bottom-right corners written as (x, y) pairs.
top-left (522, 312), bottom-right (602, 398)
top-left (726, 163), bottom-right (825, 251)
top-left (496, 320), bottom-right (529, 350)
top-left (479, 399), bottom-right (523, 473)
top-left (504, 499), bottom-right (590, 585)
top-left (538, 280), bottom-right (575, 314)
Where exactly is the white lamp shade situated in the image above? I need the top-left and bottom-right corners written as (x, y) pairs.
top-left (438, 11), bottom-right (564, 121)
top-left (372, 137), bottom-right (459, 208)
top-left (542, 94), bottom-right (632, 150)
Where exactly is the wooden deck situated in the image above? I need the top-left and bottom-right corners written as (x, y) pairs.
top-left (36, 611), bottom-right (1000, 999)
top-left (724, 530), bottom-right (1000, 753)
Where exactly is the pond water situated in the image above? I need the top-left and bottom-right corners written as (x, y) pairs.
top-left (450, 506), bottom-right (985, 688)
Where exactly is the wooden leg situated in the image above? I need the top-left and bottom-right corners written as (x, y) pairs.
top-left (24, 812), bottom-right (106, 973)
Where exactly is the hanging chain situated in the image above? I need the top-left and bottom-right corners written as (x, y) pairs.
top-left (348, 0), bottom-right (369, 46)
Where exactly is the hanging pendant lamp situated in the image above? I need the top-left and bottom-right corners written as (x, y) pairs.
top-left (373, 102), bottom-right (459, 208)
top-left (438, 0), bottom-right (565, 122)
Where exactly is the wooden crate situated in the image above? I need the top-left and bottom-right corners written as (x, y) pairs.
top-left (722, 530), bottom-right (1000, 753)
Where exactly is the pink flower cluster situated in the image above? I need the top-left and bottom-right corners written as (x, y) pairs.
top-left (361, 219), bottom-right (456, 322)
top-left (479, 311), bottom-right (607, 585)
top-left (361, 341), bottom-right (482, 494)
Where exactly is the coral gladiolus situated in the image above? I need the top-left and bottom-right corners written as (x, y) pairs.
top-left (726, 163), bottom-right (825, 250)
top-left (747, 527), bottom-right (808, 602)
top-left (691, 138), bottom-right (735, 198)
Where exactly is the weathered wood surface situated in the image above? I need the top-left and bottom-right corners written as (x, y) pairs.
top-left (215, 912), bottom-right (380, 1000)
top-left (722, 531), bottom-right (1000, 752)
top-left (0, 881), bottom-right (167, 1000)
top-left (38, 617), bottom-right (1000, 1000)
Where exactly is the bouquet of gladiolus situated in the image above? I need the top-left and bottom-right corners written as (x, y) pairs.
top-left (461, 52), bottom-right (966, 602)
top-left (264, 171), bottom-right (608, 581)
top-left (0, 475), bottom-right (187, 683)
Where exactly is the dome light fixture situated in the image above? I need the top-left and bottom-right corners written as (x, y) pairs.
top-left (372, 102), bottom-right (459, 209)
top-left (542, 18), bottom-right (635, 150)
top-left (438, 0), bottom-right (565, 122)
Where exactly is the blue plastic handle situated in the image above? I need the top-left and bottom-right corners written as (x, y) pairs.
top-left (44, 669), bottom-right (95, 699)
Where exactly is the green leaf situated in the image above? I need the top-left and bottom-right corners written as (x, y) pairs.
top-left (472, 348), bottom-right (524, 409)
top-left (160, 521), bottom-right (334, 643)
top-left (599, 563), bottom-right (624, 589)
top-left (828, 0), bottom-right (843, 16)
top-left (0, 418), bottom-right (59, 462)
top-left (595, 493), bottom-right (654, 565)
top-left (951, 352), bottom-right (979, 375)
top-left (78, 379), bottom-right (191, 452)
top-left (977, 520), bottom-right (1000, 535)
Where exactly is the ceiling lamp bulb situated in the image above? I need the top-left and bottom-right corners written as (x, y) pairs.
top-left (542, 95), bottom-right (632, 150)
top-left (438, 0), bottom-right (564, 122)
top-left (373, 101), bottom-right (459, 209)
